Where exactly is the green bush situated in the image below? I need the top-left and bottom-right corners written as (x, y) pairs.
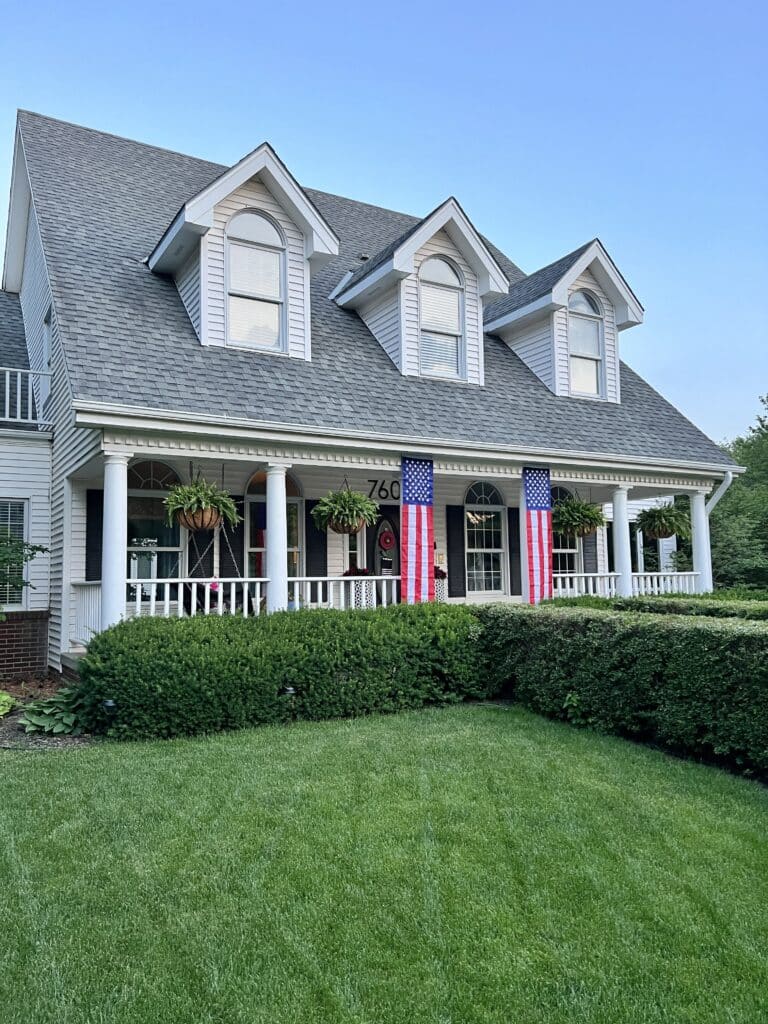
top-left (551, 595), bottom-right (768, 620)
top-left (475, 604), bottom-right (768, 774)
top-left (0, 691), bottom-right (15, 717)
top-left (77, 604), bottom-right (491, 740)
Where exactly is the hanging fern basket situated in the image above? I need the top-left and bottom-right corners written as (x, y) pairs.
top-left (311, 487), bottom-right (380, 536)
top-left (551, 496), bottom-right (605, 539)
top-left (635, 504), bottom-right (691, 541)
top-left (175, 507), bottom-right (222, 532)
top-left (328, 517), bottom-right (366, 535)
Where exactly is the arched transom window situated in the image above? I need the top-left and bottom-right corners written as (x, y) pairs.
top-left (419, 257), bottom-right (463, 379)
top-left (226, 210), bottom-right (285, 352)
top-left (568, 289), bottom-right (603, 397)
top-left (126, 460), bottom-right (183, 582)
top-left (464, 482), bottom-right (506, 593)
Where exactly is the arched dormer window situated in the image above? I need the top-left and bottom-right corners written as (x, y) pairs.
top-left (226, 211), bottom-right (285, 352)
top-left (419, 257), bottom-right (464, 379)
top-left (464, 481), bottom-right (506, 594)
top-left (568, 289), bottom-right (603, 397)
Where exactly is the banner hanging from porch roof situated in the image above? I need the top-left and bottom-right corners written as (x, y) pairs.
top-left (522, 467), bottom-right (553, 604)
top-left (401, 457), bottom-right (435, 604)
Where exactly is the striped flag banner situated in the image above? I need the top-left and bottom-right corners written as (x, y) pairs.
top-left (401, 457), bottom-right (435, 604)
top-left (522, 467), bottom-right (553, 604)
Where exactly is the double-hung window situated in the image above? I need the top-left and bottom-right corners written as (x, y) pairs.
top-left (419, 257), bottom-right (463, 379)
top-left (568, 290), bottom-right (603, 396)
top-left (0, 500), bottom-right (26, 607)
top-left (226, 211), bottom-right (285, 352)
top-left (464, 482), bottom-right (506, 593)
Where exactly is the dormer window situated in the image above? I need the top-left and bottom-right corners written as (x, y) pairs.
top-left (226, 211), bottom-right (285, 352)
top-left (568, 289), bottom-right (603, 396)
top-left (419, 257), bottom-right (464, 379)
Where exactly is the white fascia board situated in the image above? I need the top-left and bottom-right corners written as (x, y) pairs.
top-left (393, 198), bottom-right (509, 298)
top-left (71, 398), bottom-right (743, 480)
top-left (551, 241), bottom-right (644, 329)
top-left (334, 259), bottom-right (407, 308)
top-left (484, 294), bottom-right (560, 336)
top-left (1, 130), bottom-right (31, 293)
top-left (148, 143), bottom-right (339, 275)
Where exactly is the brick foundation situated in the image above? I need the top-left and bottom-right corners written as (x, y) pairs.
top-left (0, 611), bottom-right (50, 682)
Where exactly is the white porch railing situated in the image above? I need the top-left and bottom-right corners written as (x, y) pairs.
top-left (632, 571), bottom-right (699, 596)
top-left (0, 367), bottom-right (51, 424)
top-left (72, 581), bottom-right (101, 646)
top-left (289, 576), bottom-right (401, 610)
top-left (553, 573), bottom-right (620, 598)
top-left (127, 578), bottom-right (269, 618)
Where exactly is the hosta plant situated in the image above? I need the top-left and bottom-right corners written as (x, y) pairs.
top-left (18, 687), bottom-right (84, 736)
top-left (311, 489), bottom-right (379, 534)
top-left (0, 691), bottom-right (15, 717)
top-left (636, 503), bottom-right (692, 540)
top-left (164, 477), bottom-right (241, 532)
top-left (551, 496), bottom-right (605, 538)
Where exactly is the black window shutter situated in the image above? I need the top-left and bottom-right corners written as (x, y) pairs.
top-left (85, 490), bottom-right (104, 581)
top-left (507, 507), bottom-right (522, 595)
top-left (218, 501), bottom-right (245, 578)
top-left (582, 531), bottom-right (598, 574)
top-left (446, 505), bottom-right (466, 598)
top-left (305, 500), bottom-right (327, 577)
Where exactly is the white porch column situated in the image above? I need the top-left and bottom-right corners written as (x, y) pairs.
top-left (265, 462), bottom-right (291, 613)
top-left (100, 452), bottom-right (129, 630)
top-left (612, 486), bottom-right (633, 598)
top-left (691, 490), bottom-right (713, 593)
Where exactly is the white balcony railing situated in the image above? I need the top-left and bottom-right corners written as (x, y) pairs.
top-left (553, 573), bottom-right (620, 598)
top-left (289, 576), bottom-right (401, 610)
top-left (127, 577), bottom-right (269, 618)
top-left (632, 571), bottom-right (699, 596)
top-left (0, 367), bottom-right (51, 425)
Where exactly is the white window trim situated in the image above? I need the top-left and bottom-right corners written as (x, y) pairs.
top-left (568, 292), bottom-right (605, 399)
top-left (0, 498), bottom-right (28, 610)
top-left (224, 212), bottom-right (288, 355)
top-left (343, 527), bottom-right (367, 571)
top-left (463, 493), bottom-right (508, 596)
top-left (127, 488), bottom-right (186, 581)
top-left (245, 493), bottom-right (305, 579)
top-left (418, 260), bottom-right (466, 381)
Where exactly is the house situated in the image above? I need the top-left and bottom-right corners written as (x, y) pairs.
top-left (0, 111), bottom-right (737, 678)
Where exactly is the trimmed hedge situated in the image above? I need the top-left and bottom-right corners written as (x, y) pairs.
top-left (78, 604), bottom-right (489, 740)
top-left (551, 595), bottom-right (768, 621)
top-left (475, 604), bottom-right (768, 774)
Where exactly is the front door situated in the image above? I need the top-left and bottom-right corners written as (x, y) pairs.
top-left (367, 505), bottom-right (400, 577)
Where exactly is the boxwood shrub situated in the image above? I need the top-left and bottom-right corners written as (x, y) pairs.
top-left (475, 604), bottom-right (768, 774)
top-left (77, 603), bottom-right (490, 740)
top-left (551, 595), bottom-right (768, 621)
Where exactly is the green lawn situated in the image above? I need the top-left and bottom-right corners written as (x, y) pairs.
top-left (2, 706), bottom-right (768, 1024)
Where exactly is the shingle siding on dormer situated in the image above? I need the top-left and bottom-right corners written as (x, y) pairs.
top-left (202, 175), bottom-right (310, 359)
top-left (401, 230), bottom-right (483, 384)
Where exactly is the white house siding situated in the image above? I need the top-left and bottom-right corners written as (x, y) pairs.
top-left (0, 434), bottom-right (51, 610)
top-left (19, 203), bottom-right (100, 667)
top-left (203, 175), bottom-right (310, 360)
top-left (554, 269), bottom-right (619, 402)
top-left (402, 230), bottom-right (483, 384)
top-left (175, 251), bottom-right (201, 337)
top-left (358, 287), bottom-right (401, 370)
top-left (502, 315), bottom-right (555, 390)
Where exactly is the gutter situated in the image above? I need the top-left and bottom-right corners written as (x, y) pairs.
top-left (706, 471), bottom-right (734, 514)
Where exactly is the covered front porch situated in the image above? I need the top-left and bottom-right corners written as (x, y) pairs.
top-left (61, 430), bottom-right (721, 654)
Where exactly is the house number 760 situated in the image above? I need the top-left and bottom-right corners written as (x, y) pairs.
top-left (367, 479), bottom-right (401, 500)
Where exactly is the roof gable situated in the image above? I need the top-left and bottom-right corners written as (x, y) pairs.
top-left (148, 142), bottom-right (339, 275)
top-left (334, 197), bottom-right (509, 307)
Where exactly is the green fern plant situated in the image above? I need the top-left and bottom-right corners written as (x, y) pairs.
top-left (551, 496), bottom-right (605, 538)
top-left (164, 477), bottom-right (241, 530)
top-left (636, 504), bottom-right (692, 540)
top-left (311, 489), bottom-right (379, 534)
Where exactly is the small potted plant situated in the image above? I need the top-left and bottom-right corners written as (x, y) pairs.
top-left (636, 503), bottom-right (691, 540)
top-left (551, 495), bottom-right (605, 538)
top-left (164, 476), bottom-right (241, 532)
top-left (434, 565), bottom-right (448, 602)
top-left (342, 564), bottom-right (375, 607)
top-left (311, 488), bottom-right (379, 535)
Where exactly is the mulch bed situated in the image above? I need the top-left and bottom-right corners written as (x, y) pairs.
top-left (0, 675), bottom-right (93, 751)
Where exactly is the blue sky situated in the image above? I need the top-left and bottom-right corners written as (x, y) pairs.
top-left (0, 0), bottom-right (765, 443)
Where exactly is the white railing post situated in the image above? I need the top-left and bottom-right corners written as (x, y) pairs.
top-left (100, 452), bottom-right (129, 630)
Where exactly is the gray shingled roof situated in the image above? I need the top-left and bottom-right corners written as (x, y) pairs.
top-left (15, 111), bottom-right (733, 469)
top-left (483, 242), bottom-right (594, 324)
top-left (0, 290), bottom-right (29, 368)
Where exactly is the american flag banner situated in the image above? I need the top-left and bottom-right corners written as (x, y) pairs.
top-left (401, 457), bottom-right (435, 604)
top-left (522, 467), bottom-right (553, 604)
